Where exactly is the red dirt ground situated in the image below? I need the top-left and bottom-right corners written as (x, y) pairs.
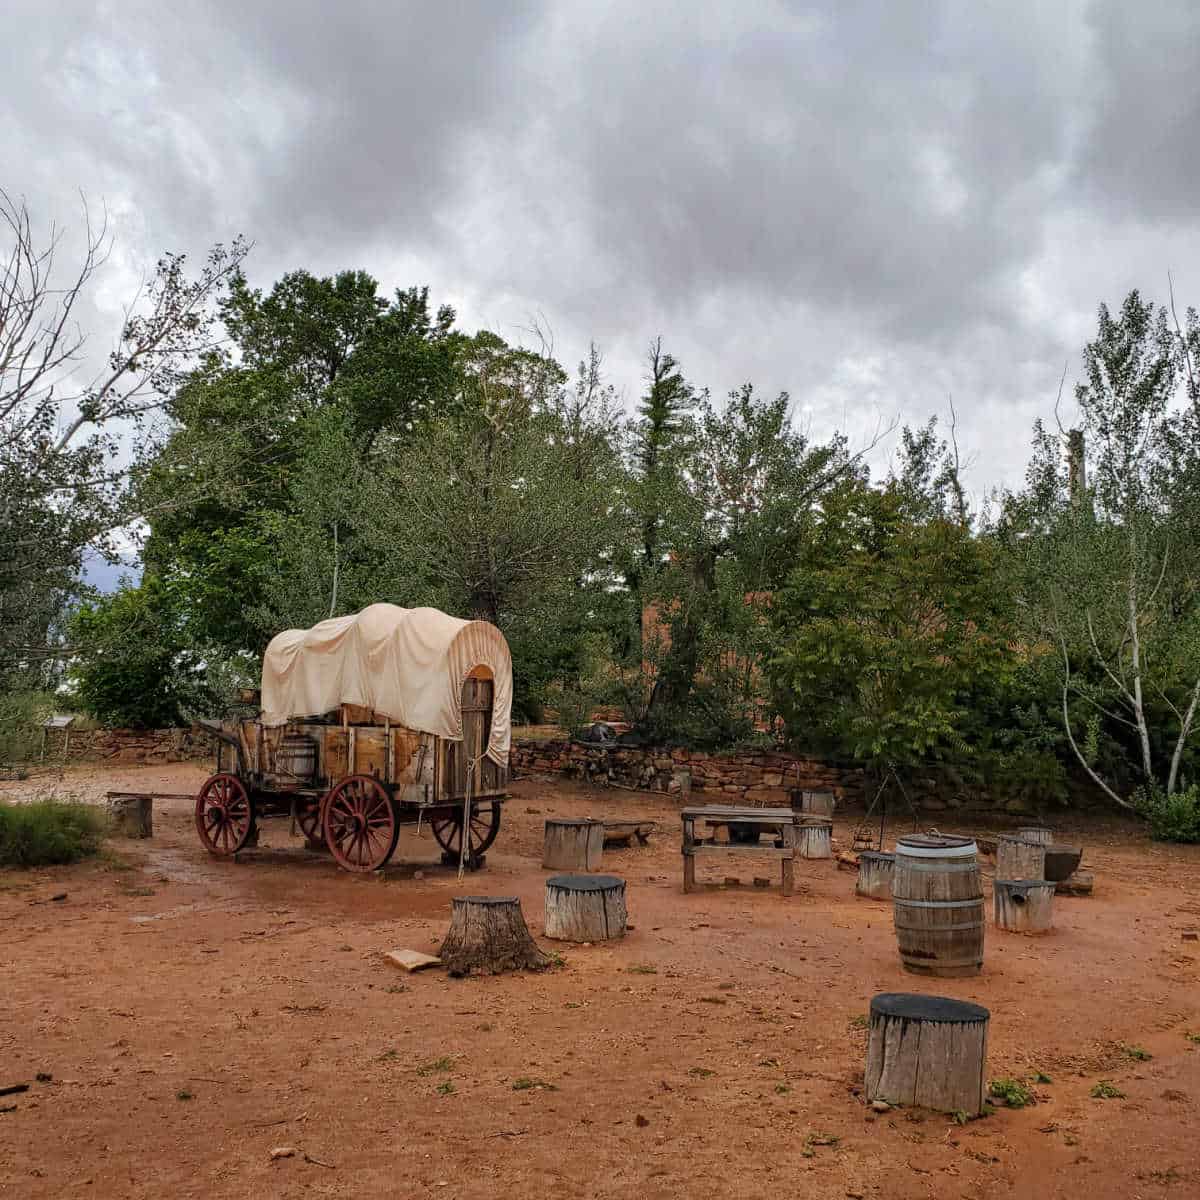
top-left (2, 762), bottom-right (1199, 1199)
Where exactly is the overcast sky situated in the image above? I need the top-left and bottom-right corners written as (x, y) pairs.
top-left (7, 0), bottom-right (1200, 514)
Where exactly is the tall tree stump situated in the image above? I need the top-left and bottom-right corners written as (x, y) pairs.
top-left (1017, 826), bottom-right (1053, 846)
top-left (792, 790), bottom-right (835, 818)
top-left (544, 874), bottom-right (627, 941)
top-left (438, 896), bottom-right (552, 977)
top-left (542, 818), bottom-right (604, 871)
top-left (865, 993), bottom-right (990, 1115)
top-left (994, 879), bottom-right (1055, 934)
top-left (855, 851), bottom-right (894, 899)
top-left (107, 793), bottom-right (152, 838)
top-left (797, 818), bottom-right (833, 859)
top-left (995, 835), bottom-right (1045, 881)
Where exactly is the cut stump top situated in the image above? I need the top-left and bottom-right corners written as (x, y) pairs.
top-left (870, 992), bottom-right (990, 1024)
top-left (896, 835), bottom-right (976, 852)
top-left (545, 818), bottom-right (602, 827)
top-left (451, 895), bottom-right (519, 907)
top-left (546, 874), bottom-right (625, 892)
top-left (859, 851), bottom-right (895, 863)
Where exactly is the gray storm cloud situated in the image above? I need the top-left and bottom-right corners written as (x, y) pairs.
top-left (4, 0), bottom-right (1199, 493)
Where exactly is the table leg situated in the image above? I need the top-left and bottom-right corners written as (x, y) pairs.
top-left (683, 853), bottom-right (695, 894)
top-left (781, 854), bottom-right (794, 897)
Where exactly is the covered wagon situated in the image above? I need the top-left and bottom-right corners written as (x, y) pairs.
top-left (194, 604), bottom-right (512, 873)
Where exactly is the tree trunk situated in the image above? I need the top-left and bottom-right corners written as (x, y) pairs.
top-left (544, 874), bottom-right (627, 941)
top-left (107, 794), bottom-right (152, 838)
top-left (542, 818), bottom-right (604, 871)
top-left (996, 836), bottom-right (1045, 881)
top-left (993, 879), bottom-right (1054, 934)
top-left (797, 818), bottom-right (832, 859)
top-left (855, 851), bottom-right (894, 899)
top-left (865, 993), bottom-right (990, 1115)
top-left (438, 896), bottom-right (552, 977)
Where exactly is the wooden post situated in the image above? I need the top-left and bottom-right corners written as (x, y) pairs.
top-left (1016, 826), bottom-right (1053, 846)
top-left (438, 896), bottom-right (552, 977)
top-left (542, 818), bottom-right (604, 871)
top-left (106, 793), bottom-right (152, 838)
top-left (865, 993), bottom-right (989, 1115)
top-left (797, 818), bottom-right (832, 859)
top-left (855, 851), bottom-right (894, 899)
top-left (544, 874), bottom-right (627, 941)
top-left (996, 836), bottom-right (1045, 880)
top-left (994, 879), bottom-right (1055, 934)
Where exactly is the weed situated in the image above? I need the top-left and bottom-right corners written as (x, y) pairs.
top-left (436, 1080), bottom-right (456, 1096)
top-left (1121, 1044), bottom-right (1152, 1062)
top-left (417, 1057), bottom-right (454, 1076)
top-left (385, 984), bottom-right (406, 995)
top-left (699, 996), bottom-right (727, 1005)
top-left (801, 1132), bottom-right (839, 1157)
top-left (546, 950), bottom-right (566, 968)
top-left (0, 799), bottom-right (106, 868)
top-left (121, 885), bottom-right (156, 898)
top-left (1033, 1071), bottom-right (1053, 1084)
top-left (848, 1014), bottom-right (869, 1030)
top-left (1185, 1032), bottom-right (1200, 1045)
top-left (512, 1077), bottom-right (558, 1092)
top-left (376, 1049), bottom-right (399, 1062)
top-left (717, 982), bottom-right (735, 991)
top-left (758, 1058), bottom-right (780, 1069)
top-left (988, 1078), bottom-right (1033, 1108)
top-left (688, 1067), bottom-right (716, 1078)
top-left (774, 1084), bottom-right (791, 1095)
top-left (564, 1001), bottom-right (582, 1009)
top-left (951, 1110), bottom-right (970, 1126)
top-left (627, 964), bottom-right (657, 975)
top-left (175, 1089), bottom-right (193, 1101)
top-left (1090, 1081), bottom-right (1124, 1100)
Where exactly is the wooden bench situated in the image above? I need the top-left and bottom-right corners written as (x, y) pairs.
top-left (602, 820), bottom-right (657, 848)
top-left (681, 806), bottom-right (797, 895)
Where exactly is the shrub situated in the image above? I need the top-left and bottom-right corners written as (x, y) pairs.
top-left (0, 799), bottom-right (106, 868)
top-left (1135, 784), bottom-right (1200, 844)
top-left (0, 689), bottom-right (57, 767)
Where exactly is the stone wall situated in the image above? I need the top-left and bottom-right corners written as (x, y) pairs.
top-left (511, 738), bottom-right (865, 807)
top-left (42, 726), bottom-right (217, 766)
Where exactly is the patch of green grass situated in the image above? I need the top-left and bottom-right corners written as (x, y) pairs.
top-left (1121, 1044), bottom-right (1152, 1061)
top-left (435, 1080), bottom-right (456, 1096)
top-left (417, 1057), bottom-right (454, 1076)
top-left (1033, 1071), bottom-right (1053, 1084)
top-left (564, 1001), bottom-right (582, 1009)
top-left (774, 1083), bottom-right (791, 1095)
top-left (848, 1014), bottom-right (869, 1030)
top-left (1090, 1081), bottom-right (1124, 1100)
top-left (801, 1132), bottom-right (839, 1157)
top-left (0, 799), bottom-right (106, 868)
top-left (627, 964), bottom-right (657, 975)
top-left (688, 1067), bottom-right (716, 1078)
top-left (546, 950), bottom-right (566, 968)
top-left (988, 1078), bottom-right (1033, 1108)
top-left (512, 1077), bottom-right (558, 1092)
top-left (1185, 1032), bottom-right (1200, 1045)
top-left (951, 1110), bottom-right (970, 1126)
top-left (376, 1049), bottom-right (399, 1062)
top-left (175, 1089), bottom-right (193, 1101)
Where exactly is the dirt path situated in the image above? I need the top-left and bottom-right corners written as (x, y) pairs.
top-left (1, 764), bottom-right (1198, 1198)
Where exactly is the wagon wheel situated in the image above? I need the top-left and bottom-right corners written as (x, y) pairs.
top-left (321, 775), bottom-right (399, 873)
top-left (430, 800), bottom-right (501, 869)
top-left (195, 773), bottom-right (256, 857)
top-left (295, 799), bottom-right (324, 846)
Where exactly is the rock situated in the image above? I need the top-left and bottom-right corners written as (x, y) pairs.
top-left (870, 1100), bottom-right (891, 1113)
top-left (723, 877), bottom-right (741, 887)
top-left (269, 1147), bottom-right (297, 1160)
top-left (1183, 931), bottom-right (1198, 942)
top-left (635, 1114), bottom-right (650, 1128)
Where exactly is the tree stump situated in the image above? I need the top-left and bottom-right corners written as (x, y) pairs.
top-left (1016, 826), bottom-right (1053, 846)
top-left (994, 879), bottom-right (1055, 934)
top-left (855, 851), bottom-right (894, 899)
top-left (1055, 870), bottom-right (1094, 896)
top-left (865, 993), bottom-right (990, 1115)
top-left (995, 835), bottom-right (1045, 881)
top-left (544, 874), bottom-right (627, 941)
top-left (438, 896), bottom-right (552, 977)
top-left (792, 790), bottom-right (835, 818)
top-left (797, 818), bottom-right (833, 859)
top-left (107, 793), bottom-right (152, 838)
top-left (542, 818), bottom-right (604, 871)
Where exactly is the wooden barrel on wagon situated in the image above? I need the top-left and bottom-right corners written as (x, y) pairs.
top-left (892, 835), bottom-right (984, 978)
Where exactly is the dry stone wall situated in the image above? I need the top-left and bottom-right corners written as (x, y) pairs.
top-left (42, 726), bottom-right (217, 766)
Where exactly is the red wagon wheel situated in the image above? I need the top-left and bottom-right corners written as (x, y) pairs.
top-left (430, 800), bottom-right (501, 868)
top-left (321, 775), bottom-right (399, 873)
top-left (195, 773), bottom-right (256, 856)
top-left (295, 800), bottom-right (324, 845)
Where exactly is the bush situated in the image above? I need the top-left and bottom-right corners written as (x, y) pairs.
top-left (0, 800), bottom-right (106, 868)
top-left (0, 689), bottom-right (56, 766)
top-left (1135, 784), bottom-right (1200, 844)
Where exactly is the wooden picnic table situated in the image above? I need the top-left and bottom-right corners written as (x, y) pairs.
top-left (680, 805), bottom-right (797, 895)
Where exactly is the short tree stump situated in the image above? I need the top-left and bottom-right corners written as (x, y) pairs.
top-left (1016, 826), bottom-right (1054, 846)
top-left (438, 896), bottom-right (552, 977)
top-left (543, 818), bottom-right (604, 871)
top-left (994, 879), bottom-right (1055, 934)
top-left (544, 874), bottom-right (627, 942)
top-left (797, 817), bottom-right (833, 859)
top-left (855, 851), bottom-right (894, 899)
top-left (107, 793), bottom-right (153, 838)
top-left (865, 992), bottom-right (990, 1115)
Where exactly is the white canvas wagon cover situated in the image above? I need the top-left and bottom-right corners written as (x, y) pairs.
top-left (260, 603), bottom-right (513, 765)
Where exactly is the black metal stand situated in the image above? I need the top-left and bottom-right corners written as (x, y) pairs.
top-left (852, 763), bottom-right (920, 851)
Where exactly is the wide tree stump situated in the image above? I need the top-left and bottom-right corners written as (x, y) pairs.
top-left (995, 835), bottom-right (1045, 881)
top-left (438, 896), bottom-right (552, 977)
top-left (865, 993), bottom-right (989, 1115)
top-left (542, 818), bottom-right (604, 871)
top-left (792, 790), bottom-right (835, 818)
top-left (1056, 870), bottom-right (1094, 896)
top-left (544, 874), bottom-right (627, 941)
top-left (1016, 826), bottom-right (1053, 846)
top-left (107, 793), bottom-right (152, 838)
top-left (855, 851), bottom-right (894, 899)
top-left (797, 818), bottom-right (833, 859)
top-left (994, 879), bottom-right (1055, 934)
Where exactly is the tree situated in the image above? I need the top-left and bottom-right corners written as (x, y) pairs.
top-left (0, 188), bottom-right (247, 679)
top-left (999, 290), bottom-right (1200, 809)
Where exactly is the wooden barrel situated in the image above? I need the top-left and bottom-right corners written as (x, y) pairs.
top-left (892, 835), bottom-right (984, 978)
top-left (276, 733), bottom-right (317, 782)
